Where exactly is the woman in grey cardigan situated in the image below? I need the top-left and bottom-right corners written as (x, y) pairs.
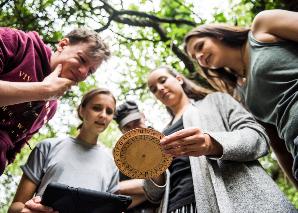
top-left (146, 66), bottom-right (296, 213)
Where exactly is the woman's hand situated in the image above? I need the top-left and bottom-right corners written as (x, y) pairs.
top-left (21, 196), bottom-right (57, 213)
top-left (160, 127), bottom-right (223, 157)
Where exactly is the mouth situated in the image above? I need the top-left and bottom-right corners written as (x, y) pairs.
top-left (199, 54), bottom-right (211, 68)
top-left (206, 55), bottom-right (210, 66)
top-left (204, 54), bottom-right (212, 67)
top-left (162, 92), bottom-right (170, 99)
top-left (69, 70), bottom-right (80, 82)
top-left (95, 121), bottom-right (105, 127)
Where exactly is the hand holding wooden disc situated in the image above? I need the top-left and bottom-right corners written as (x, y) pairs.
top-left (113, 128), bottom-right (172, 179)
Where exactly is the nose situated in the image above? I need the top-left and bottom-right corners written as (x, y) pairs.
top-left (78, 65), bottom-right (89, 80)
top-left (156, 83), bottom-right (164, 92)
top-left (195, 52), bottom-right (205, 67)
top-left (98, 110), bottom-right (107, 119)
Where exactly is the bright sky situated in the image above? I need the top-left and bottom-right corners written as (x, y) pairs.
top-left (187, 0), bottom-right (230, 21)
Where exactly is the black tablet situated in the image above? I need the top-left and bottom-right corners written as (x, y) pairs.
top-left (41, 182), bottom-right (132, 213)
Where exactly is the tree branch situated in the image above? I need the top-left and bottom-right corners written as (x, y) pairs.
top-left (117, 10), bottom-right (196, 26)
top-left (113, 31), bottom-right (160, 43)
top-left (0, 0), bottom-right (11, 8)
top-left (98, 0), bottom-right (196, 73)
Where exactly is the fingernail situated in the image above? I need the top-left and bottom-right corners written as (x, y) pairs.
top-left (160, 137), bottom-right (167, 143)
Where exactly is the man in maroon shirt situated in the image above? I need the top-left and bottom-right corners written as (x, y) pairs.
top-left (0, 27), bottom-right (111, 175)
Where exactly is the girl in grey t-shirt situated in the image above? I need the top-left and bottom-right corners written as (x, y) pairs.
top-left (9, 88), bottom-right (119, 213)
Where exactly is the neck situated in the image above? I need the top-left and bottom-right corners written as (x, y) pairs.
top-left (170, 95), bottom-right (190, 120)
top-left (227, 42), bottom-right (249, 78)
top-left (50, 52), bottom-right (58, 71)
top-left (76, 128), bottom-right (99, 145)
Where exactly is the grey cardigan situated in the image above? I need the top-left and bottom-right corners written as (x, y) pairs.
top-left (144, 92), bottom-right (296, 213)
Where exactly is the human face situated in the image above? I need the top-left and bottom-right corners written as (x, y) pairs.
top-left (53, 39), bottom-right (102, 82)
top-left (80, 94), bottom-right (115, 135)
top-left (147, 69), bottom-right (184, 107)
top-left (121, 117), bottom-right (146, 133)
top-left (186, 36), bottom-right (228, 69)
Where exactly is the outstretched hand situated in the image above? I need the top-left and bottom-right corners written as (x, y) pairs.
top-left (21, 196), bottom-right (58, 213)
top-left (42, 64), bottom-right (75, 100)
top-left (160, 127), bottom-right (223, 157)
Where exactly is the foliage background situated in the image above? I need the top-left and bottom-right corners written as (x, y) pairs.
top-left (0, 0), bottom-right (297, 211)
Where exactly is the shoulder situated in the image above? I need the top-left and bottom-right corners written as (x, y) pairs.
top-left (0, 28), bottom-right (43, 54)
top-left (251, 10), bottom-right (282, 42)
top-left (99, 145), bottom-right (114, 159)
top-left (99, 145), bottom-right (118, 170)
top-left (0, 27), bottom-right (32, 41)
top-left (195, 92), bottom-right (242, 113)
top-left (200, 92), bottom-right (233, 104)
top-left (35, 137), bottom-right (69, 150)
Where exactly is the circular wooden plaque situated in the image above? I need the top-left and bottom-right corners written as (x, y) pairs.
top-left (113, 128), bottom-right (172, 179)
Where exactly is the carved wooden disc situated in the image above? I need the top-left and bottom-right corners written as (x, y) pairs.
top-left (113, 128), bottom-right (172, 179)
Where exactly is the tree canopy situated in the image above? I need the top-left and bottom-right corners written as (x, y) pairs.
top-left (0, 0), bottom-right (297, 211)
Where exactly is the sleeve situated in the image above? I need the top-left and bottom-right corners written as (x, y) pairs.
top-left (108, 166), bottom-right (120, 194)
top-left (143, 170), bottom-right (169, 204)
top-left (206, 93), bottom-right (269, 161)
top-left (21, 140), bottom-right (51, 184)
top-left (0, 28), bottom-right (19, 74)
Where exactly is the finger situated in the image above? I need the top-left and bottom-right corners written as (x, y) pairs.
top-left (181, 151), bottom-right (202, 157)
top-left (161, 135), bottom-right (199, 151)
top-left (161, 141), bottom-right (182, 151)
top-left (160, 128), bottom-right (201, 145)
top-left (68, 79), bottom-right (76, 86)
top-left (53, 64), bottom-right (63, 76)
top-left (58, 77), bottom-right (76, 88)
top-left (163, 145), bottom-right (186, 156)
top-left (25, 200), bottom-right (54, 212)
top-left (21, 209), bottom-right (41, 213)
top-left (183, 144), bottom-right (205, 153)
top-left (164, 145), bottom-right (203, 157)
top-left (32, 196), bottom-right (42, 203)
top-left (185, 152), bottom-right (204, 157)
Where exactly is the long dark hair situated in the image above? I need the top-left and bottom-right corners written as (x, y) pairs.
top-left (77, 88), bottom-right (116, 129)
top-left (184, 24), bottom-right (249, 98)
top-left (150, 66), bottom-right (213, 118)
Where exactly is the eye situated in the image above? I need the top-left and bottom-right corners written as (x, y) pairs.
top-left (106, 108), bottom-right (114, 115)
top-left (196, 42), bottom-right (203, 51)
top-left (158, 77), bottom-right (167, 84)
top-left (93, 105), bottom-right (103, 112)
top-left (149, 86), bottom-right (157, 94)
top-left (88, 68), bottom-right (96, 76)
top-left (79, 55), bottom-right (87, 64)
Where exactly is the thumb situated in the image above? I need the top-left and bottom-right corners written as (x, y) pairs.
top-left (33, 196), bottom-right (42, 203)
top-left (52, 64), bottom-right (63, 76)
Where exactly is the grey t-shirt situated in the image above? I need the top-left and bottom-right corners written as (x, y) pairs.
top-left (242, 31), bottom-right (298, 146)
top-left (22, 137), bottom-right (119, 196)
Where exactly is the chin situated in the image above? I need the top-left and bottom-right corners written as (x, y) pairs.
top-left (96, 126), bottom-right (106, 133)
